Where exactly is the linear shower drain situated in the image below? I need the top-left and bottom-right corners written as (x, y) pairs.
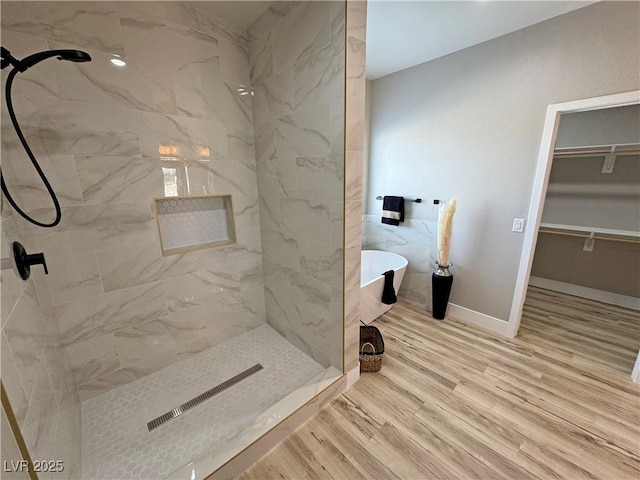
top-left (147, 363), bottom-right (264, 432)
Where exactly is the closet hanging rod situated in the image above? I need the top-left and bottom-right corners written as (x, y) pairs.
top-left (539, 223), bottom-right (640, 237)
top-left (539, 228), bottom-right (640, 245)
top-left (375, 196), bottom-right (422, 203)
top-left (554, 142), bottom-right (640, 157)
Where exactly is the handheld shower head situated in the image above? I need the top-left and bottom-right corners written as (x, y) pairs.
top-left (57, 50), bottom-right (92, 62)
top-left (1, 47), bottom-right (91, 72)
top-left (15, 49), bottom-right (91, 72)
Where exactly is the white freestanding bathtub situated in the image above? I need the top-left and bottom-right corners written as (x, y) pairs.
top-left (360, 250), bottom-right (408, 324)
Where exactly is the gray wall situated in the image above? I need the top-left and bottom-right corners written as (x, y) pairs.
top-left (531, 235), bottom-right (640, 297)
top-left (365, 1), bottom-right (640, 319)
top-left (555, 104), bottom-right (640, 149)
top-left (542, 154), bottom-right (640, 231)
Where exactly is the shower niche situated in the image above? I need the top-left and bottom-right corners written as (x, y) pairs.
top-left (154, 194), bottom-right (237, 255)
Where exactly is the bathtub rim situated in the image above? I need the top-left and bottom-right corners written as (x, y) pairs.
top-left (360, 249), bottom-right (409, 288)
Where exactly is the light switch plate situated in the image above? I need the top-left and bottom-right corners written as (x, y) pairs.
top-left (512, 218), bottom-right (525, 233)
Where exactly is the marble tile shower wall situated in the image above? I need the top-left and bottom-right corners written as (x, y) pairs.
top-left (362, 214), bottom-right (438, 304)
top-left (1, 1), bottom-right (266, 403)
top-left (247, 2), bottom-right (345, 369)
top-left (1, 209), bottom-right (81, 478)
top-left (344, 0), bottom-right (367, 376)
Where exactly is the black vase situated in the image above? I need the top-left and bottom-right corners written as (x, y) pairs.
top-left (432, 263), bottom-right (453, 320)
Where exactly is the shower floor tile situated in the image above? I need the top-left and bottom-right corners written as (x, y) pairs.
top-left (80, 325), bottom-right (325, 480)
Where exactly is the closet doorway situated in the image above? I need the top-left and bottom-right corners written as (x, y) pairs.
top-left (510, 92), bottom-right (640, 380)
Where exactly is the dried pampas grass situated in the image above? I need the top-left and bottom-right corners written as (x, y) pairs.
top-left (437, 198), bottom-right (457, 266)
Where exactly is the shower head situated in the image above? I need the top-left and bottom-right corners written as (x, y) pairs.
top-left (1, 47), bottom-right (91, 72)
top-left (57, 50), bottom-right (92, 62)
top-left (18, 49), bottom-right (91, 72)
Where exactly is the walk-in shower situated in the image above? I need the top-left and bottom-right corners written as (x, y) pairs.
top-left (0, 1), bottom-right (348, 478)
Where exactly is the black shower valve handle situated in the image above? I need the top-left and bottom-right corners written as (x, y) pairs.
top-left (24, 252), bottom-right (48, 274)
top-left (12, 241), bottom-right (48, 280)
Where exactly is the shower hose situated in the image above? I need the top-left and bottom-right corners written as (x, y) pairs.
top-left (1, 66), bottom-right (62, 228)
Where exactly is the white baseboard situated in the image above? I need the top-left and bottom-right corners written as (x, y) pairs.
top-left (447, 303), bottom-right (512, 337)
top-left (529, 276), bottom-right (640, 311)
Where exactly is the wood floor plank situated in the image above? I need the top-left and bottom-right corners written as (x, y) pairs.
top-left (455, 376), bottom-right (640, 479)
top-left (293, 427), bottom-right (367, 480)
top-left (489, 361), bottom-right (640, 428)
top-left (482, 365), bottom-right (640, 455)
top-left (414, 389), bottom-right (566, 480)
top-left (412, 395), bottom-right (538, 480)
top-left (518, 440), bottom-right (599, 480)
top-left (237, 288), bottom-right (640, 479)
top-left (325, 395), bottom-right (381, 441)
top-left (311, 408), bottom-right (401, 480)
top-left (368, 422), bottom-right (460, 479)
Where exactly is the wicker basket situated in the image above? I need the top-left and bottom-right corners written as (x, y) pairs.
top-left (360, 326), bottom-right (385, 372)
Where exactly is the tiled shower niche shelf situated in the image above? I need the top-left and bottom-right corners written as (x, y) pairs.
top-left (154, 195), bottom-right (236, 256)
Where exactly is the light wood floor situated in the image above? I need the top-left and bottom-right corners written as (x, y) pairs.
top-left (237, 288), bottom-right (640, 479)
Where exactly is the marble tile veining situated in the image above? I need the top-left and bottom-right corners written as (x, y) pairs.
top-left (1, 331), bottom-right (30, 425)
top-left (362, 214), bottom-right (438, 303)
top-left (2, 152), bottom-right (83, 211)
top-left (253, 69), bottom-right (295, 125)
top-left (113, 319), bottom-right (176, 366)
top-left (281, 198), bottom-right (332, 244)
top-left (1, 94), bottom-right (141, 157)
top-left (163, 269), bottom-right (241, 313)
top-left (51, 43), bottom-right (177, 115)
top-left (275, 107), bottom-right (331, 158)
top-left (0, 1), bottom-right (126, 56)
top-left (0, 30), bottom-right (59, 99)
top-left (20, 355), bottom-right (58, 459)
top-left (55, 281), bottom-right (167, 346)
top-left (2, 287), bottom-right (50, 403)
top-left (296, 153), bottom-right (344, 201)
top-left (75, 155), bottom-right (165, 204)
top-left (294, 39), bottom-right (344, 112)
top-left (247, 0), bottom-right (346, 375)
top-left (271, 2), bottom-right (332, 75)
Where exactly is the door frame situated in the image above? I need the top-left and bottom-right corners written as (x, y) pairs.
top-left (507, 90), bottom-right (640, 340)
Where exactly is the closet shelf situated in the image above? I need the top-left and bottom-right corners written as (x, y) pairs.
top-left (553, 142), bottom-right (640, 157)
top-left (539, 223), bottom-right (640, 245)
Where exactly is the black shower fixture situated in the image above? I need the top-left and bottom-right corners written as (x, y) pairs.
top-left (12, 241), bottom-right (48, 280)
top-left (1, 47), bottom-right (91, 72)
top-left (0, 47), bottom-right (92, 228)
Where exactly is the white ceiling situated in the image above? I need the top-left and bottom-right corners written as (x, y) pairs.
top-left (184, 1), bottom-right (596, 80)
top-left (366, 0), bottom-right (596, 80)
